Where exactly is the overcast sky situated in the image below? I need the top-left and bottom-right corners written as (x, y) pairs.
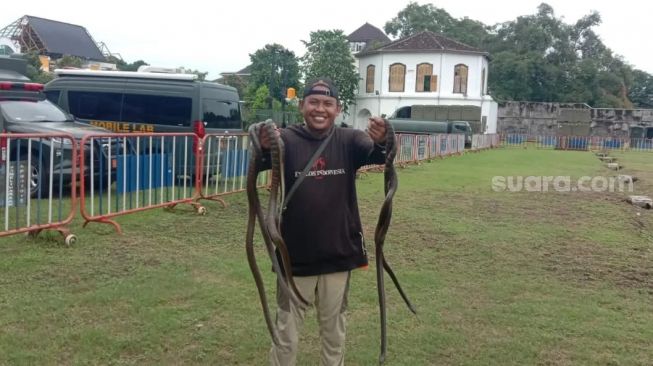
top-left (1, 0), bottom-right (650, 80)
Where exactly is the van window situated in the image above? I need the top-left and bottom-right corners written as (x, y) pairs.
top-left (394, 106), bottom-right (411, 119)
top-left (202, 99), bottom-right (241, 129)
top-left (44, 90), bottom-right (60, 104)
top-left (452, 123), bottom-right (467, 132)
top-left (69, 91), bottom-right (122, 121)
top-left (123, 94), bottom-right (192, 126)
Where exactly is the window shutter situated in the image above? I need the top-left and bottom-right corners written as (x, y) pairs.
top-left (453, 64), bottom-right (468, 94)
top-left (389, 64), bottom-right (405, 92)
top-left (366, 65), bottom-right (375, 93)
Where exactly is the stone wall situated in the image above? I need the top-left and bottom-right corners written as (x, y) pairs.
top-left (498, 101), bottom-right (653, 136)
top-left (590, 109), bottom-right (653, 136)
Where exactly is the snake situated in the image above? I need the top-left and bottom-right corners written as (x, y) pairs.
top-left (245, 121), bottom-right (308, 346)
top-left (374, 119), bottom-right (417, 364)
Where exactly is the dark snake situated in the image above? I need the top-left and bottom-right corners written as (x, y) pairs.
top-left (245, 121), bottom-right (309, 346)
top-left (375, 119), bottom-right (417, 364)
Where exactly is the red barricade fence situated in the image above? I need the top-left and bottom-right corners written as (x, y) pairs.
top-left (0, 133), bottom-right (78, 244)
top-left (198, 133), bottom-right (269, 206)
top-left (8, 128), bottom-right (639, 241)
top-left (78, 133), bottom-right (205, 234)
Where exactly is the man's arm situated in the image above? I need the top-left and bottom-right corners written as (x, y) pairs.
top-left (366, 117), bottom-right (387, 145)
top-left (354, 117), bottom-right (388, 167)
top-left (254, 123), bottom-right (281, 171)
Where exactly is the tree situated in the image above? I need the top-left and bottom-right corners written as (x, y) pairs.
top-left (629, 69), bottom-right (653, 108)
top-left (179, 67), bottom-right (208, 81)
top-left (301, 30), bottom-right (359, 115)
top-left (220, 74), bottom-right (248, 98)
top-left (243, 85), bottom-right (272, 125)
top-left (384, 2), bottom-right (455, 39)
top-left (56, 55), bottom-right (83, 69)
top-left (246, 44), bottom-right (300, 105)
top-left (22, 52), bottom-right (53, 83)
top-left (107, 56), bottom-right (149, 72)
top-left (384, 2), bottom-right (650, 108)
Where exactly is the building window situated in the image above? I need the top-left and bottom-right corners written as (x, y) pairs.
top-left (416, 63), bottom-right (437, 92)
top-left (453, 64), bottom-right (468, 94)
top-left (349, 42), bottom-right (365, 53)
top-left (366, 65), bottom-right (375, 93)
top-left (389, 63), bottom-right (406, 92)
top-left (481, 68), bottom-right (486, 95)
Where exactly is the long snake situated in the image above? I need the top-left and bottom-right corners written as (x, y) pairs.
top-left (245, 121), bottom-right (308, 346)
top-left (374, 119), bottom-right (417, 364)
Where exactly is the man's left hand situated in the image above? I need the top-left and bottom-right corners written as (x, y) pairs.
top-left (367, 117), bottom-right (387, 144)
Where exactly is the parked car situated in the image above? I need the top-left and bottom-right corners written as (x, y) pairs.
top-left (1, 71), bottom-right (109, 196)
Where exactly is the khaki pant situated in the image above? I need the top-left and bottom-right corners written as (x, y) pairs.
top-left (269, 271), bottom-right (351, 366)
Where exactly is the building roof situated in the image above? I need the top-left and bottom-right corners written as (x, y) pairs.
top-left (356, 30), bottom-right (487, 57)
top-left (25, 15), bottom-right (105, 61)
top-left (347, 23), bottom-right (391, 44)
top-left (220, 64), bottom-right (252, 77)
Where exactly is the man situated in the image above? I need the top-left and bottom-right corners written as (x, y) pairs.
top-left (261, 77), bottom-right (387, 366)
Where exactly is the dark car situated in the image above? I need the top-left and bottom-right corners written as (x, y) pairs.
top-left (1, 79), bottom-right (109, 196)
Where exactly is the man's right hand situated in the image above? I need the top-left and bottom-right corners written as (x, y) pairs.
top-left (259, 122), bottom-right (280, 150)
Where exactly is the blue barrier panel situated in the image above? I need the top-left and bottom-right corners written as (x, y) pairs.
top-left (602, 139), bottom-right (622, 149)
top-left (540, 136), bottom-right (557, 146)
top-left (220, 149), bottom-right (249, 178)
top-left (632, 139), bottom-right (653, 150)
top-left (116, 154), bottom-right (172, 193)
top-left (506, 135), bottom-right (526, 145)
top-left (568, 137), bottom-right (588, 150)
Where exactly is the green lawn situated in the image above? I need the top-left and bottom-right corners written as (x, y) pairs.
top-left (1, 148), bottom-right (652, 365)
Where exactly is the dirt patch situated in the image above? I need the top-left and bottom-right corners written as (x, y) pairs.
top-left (537, 348), bottom-right (573, 366)
top-left (541, 240), bottom-right (653, 292)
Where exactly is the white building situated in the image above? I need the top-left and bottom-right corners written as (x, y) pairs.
top-left (345, 29), bottom-right (497, 134)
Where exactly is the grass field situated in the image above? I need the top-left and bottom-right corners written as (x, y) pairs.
top-left (1, 148), bottom-right (652, 365)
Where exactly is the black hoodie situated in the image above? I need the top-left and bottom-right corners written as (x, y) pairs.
top-left (272, 125), bottom-right (387, 276)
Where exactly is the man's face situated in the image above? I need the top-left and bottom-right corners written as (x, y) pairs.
top-left (299, 86), bottom-right (341, 133)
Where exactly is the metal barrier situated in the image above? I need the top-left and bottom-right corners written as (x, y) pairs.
top-left (491, 134), bottom-right (501, 148)
top-left (198, 133), bottom-right (269, 205)
top-left (0, 133), bottom-right (78, 244)
top-left (437, 134), bottom-right (464, 157)
top-left (557, 136), bottom-right (590, 151)
top-left (501, 134), bottom-right (529, 148)
top-left (396, 134), bottom-right (417, 164)
top-left (534, 135), bottom-right (559, 149)
top-left (470, 134), bottom-right (499, 151)
top-left (499, 134), bottom-right (653, 153)
top-left (415, 135), bottom-right (430, 161)
top-left (629, 138), bottom-right (653, 152)
top-left (588, 136), bottom-right (628, 152)
top-left (78, 133), bottom-right (204, 234)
